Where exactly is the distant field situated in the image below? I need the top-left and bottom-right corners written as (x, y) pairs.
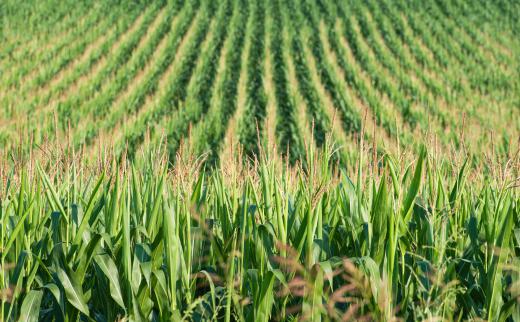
top-left (1, 0), bottom-right (518, 164)
top-left (0, 0), bottom-right (519, 321)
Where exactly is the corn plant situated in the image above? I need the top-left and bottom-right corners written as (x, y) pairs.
top-left (1, 142), bottom-right (518, 321)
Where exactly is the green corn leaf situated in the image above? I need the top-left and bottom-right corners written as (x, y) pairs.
top-left (3, 199), bottom-right (34, 260)
top-left (73, 174), bottom-right (104, 245)
top-left (18, 290), bottom-right (43, 322)
top-left (95, 254), bottom-right (125, 309)
top-left (487, 204), bottom-right (514, 321)
top-left (37, 164), bottom-right (68, 223)
top-left (402, 147), bottom-right (425, 222)
top-left (56, 267), bottom-right (90, 316)
top-left (255, 271), bottom-right (275, 322)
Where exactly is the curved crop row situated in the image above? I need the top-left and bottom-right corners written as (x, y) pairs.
top-left (3, 15), bottom-right (125, 122)
top-left (428, 0), bottom-right (511, 94)
top-left (359, 0), bottom-right (450, 129)
top-left (317, 0), bottom-right (398, 140)
top-left (368, 0), bottom-right (446, 102)
top-left (377, 0), bottom-right (457, 100)
top-left (268, 0), bottom-right (304, 163)
top-left (399, 1), bottom-right (484, 94)
top-left (0, 0), bottom-right (518, 165)
top-left (121, 0), bottom-right (216, 159)
top-left (353, 2), bottom-right (441, 125)
top-left (187, 0), bottom-right (250, 166)
top-left (238, 0), bottom-right (267, 158)
top-left (0, 6), bottom-right (159, 148)
top-left (468, 0), bottom-right (520, 48)
top-left (78, 1), bottom-right (199, 147)
top-left (40, 3), bottom-right (164, 138)
top-left (19, 12), bottom-right (121, 98)
top-left (2, 4), bottom-right (107, 90)
top-left (438, 0), bottom-right (512, 67)
top-left (31, 9), bottom-right (143, 109)
top-left (300, 0), bottom-right (361, 137)
top-left (59, 2), bottom-right (179, 130)
top-left (335, 0), bottom-right (423, 131)
top-left (126, 0), bottom-right (234, 159)
top-left (431, 0), bottom-right (489, 68)
top-left (0, 3), bottom-right (95, 77)
top-left (283, 0), bottom-right (330, 149)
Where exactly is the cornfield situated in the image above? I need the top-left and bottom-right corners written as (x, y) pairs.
top-left (1, 0), bottom-right (519, 320)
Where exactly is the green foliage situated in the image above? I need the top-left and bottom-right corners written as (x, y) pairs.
top-left (238, 0), bottom-right (267, 158)
top-left (1, 146), bottom-right (518, 321)
top-left (0, 1), bottom-right (519, 319)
